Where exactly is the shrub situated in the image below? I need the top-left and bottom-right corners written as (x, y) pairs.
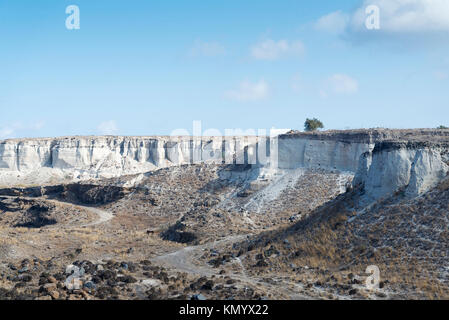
top-left (304, 118), bottom-right (324, 132)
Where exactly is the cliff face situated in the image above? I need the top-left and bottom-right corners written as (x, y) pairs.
top-left (354, 142), bottom-right (449, 200)
top-left (277, 130), bottom-right (449, 200)
top-left (0, 133), bottom-right (371, 179)
top-left (276, 136), bottom-right (373, 172)
top-left (0, 136), bottom-right (268, 185)
top-left (1, 130), bottom-right (448, 202)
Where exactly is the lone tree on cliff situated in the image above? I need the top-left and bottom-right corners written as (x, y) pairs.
top-left (304, 118), bottom-right (324, 132)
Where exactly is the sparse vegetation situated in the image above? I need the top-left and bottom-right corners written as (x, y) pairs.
top-left (1, 130), bottom-right (449, 300)
top-left (227, 177), bottom-right (449, 300)
top-left (304, 118), bottom-right (324, 132)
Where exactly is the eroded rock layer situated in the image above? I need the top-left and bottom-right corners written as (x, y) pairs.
top-left (1, 129), bottom-right (448, 201)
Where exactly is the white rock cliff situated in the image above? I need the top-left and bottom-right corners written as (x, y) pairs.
top-left (0, 136), bottom-right (267, 186)
top-left (1, 130), bottom-right (448, 202)
top-left (354, 142), bottom-right (449, 200)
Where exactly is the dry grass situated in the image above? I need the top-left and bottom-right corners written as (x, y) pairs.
top-left (232, 179), bottom-right (449, 299)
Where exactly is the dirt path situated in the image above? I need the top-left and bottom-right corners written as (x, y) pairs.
top-left (80, 206), bottom-right (114, 227)
top-left (1, 196), bottom-right (114, 227)
top-left (39, 198), bottom-right (114, 227)
top-left (152, 235), bottom-right (311, 299)
top-left (153, 235), bottom-right (246, 276)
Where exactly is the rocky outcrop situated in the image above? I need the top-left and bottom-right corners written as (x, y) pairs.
top-left (354, 142), bottom-right (449, 200)
top-left (0, 136), bottom-right (268, 185)
top-left (276, 136), bottom-right (373, 172)
top-left (277, 129), bottom-right (449, 200)
top-left (1, 130), bottom-right (449, 202)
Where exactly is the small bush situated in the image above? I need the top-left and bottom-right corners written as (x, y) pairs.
top-left (304, 118), bottom-right (324, 132)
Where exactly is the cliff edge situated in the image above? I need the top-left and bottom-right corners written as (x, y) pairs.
top-left (1, 129), bottom-right (448, 202)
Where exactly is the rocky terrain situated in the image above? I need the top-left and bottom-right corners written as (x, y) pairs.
top-left (0, 129), bottom-right (448, 300)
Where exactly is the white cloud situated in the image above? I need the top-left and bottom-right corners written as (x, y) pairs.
top-left (316, 0), bottom-right (449, 40)
top-left (97, 120), bottom-right (118, 135)
top-left (0, 127), bottom-right (14, 139)
top-left (30, 121), bottom-right (45, 130)
top-left (226, 80), bottom-right (269, 102)
top-left (0, 121), bottom-right (45, 139)
top-left (351, 0), bottom-right (449, 33)
top-left (314, 10), bottom-right (349, 34)
top-left (325, 74), bottom-right (359, 95)
top-left (190, 40), bottom-right (226, 57)
top-left (434, 71), bottom-right (448, 80)
top-left (251, 39), bottom-right (305, 60)
top-left (319, 90), bottom-right (329, 99)
top-left (291, 74), bottom-right (303, 93)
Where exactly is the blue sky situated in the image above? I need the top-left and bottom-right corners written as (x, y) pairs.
top-left (1, 0), bottom-right (448, 138)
